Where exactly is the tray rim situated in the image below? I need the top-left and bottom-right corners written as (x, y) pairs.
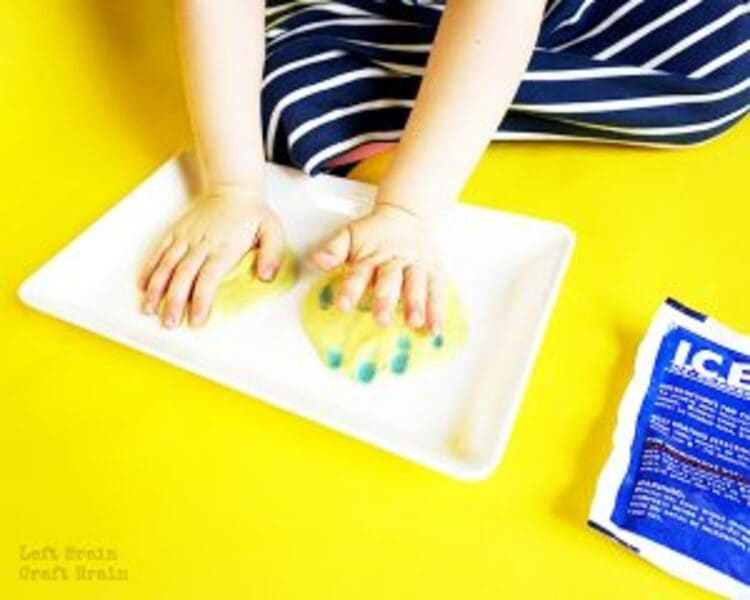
top-left (17, 155), bottom-right (576, 481)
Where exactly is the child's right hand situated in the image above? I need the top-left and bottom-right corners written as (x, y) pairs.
top-left (138, 188), bottom-right (284, 328)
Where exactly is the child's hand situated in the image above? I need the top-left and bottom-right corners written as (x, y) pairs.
top-left (311, 203), bottom-right (445, 333)
top-left (138, 190), bottom-right (284, 328)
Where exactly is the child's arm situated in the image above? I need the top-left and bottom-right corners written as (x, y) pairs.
top-left (139, 0), bottom-right (280, 328)
top-left (313, 0), bottom-right (546, 332)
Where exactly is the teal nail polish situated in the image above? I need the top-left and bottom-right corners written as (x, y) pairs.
top-left (319, 284), bottom-right (334, 309)
top-left (432, 334), bottom-right (444, 349)
top-left (390, 353), bottom-right (409, 375)
top-left (357, 361), bottom-right (376, 383)
top-left (397, 335), bottom-right (411, 351)
top-left (326, 348), bottom-right (343, 369)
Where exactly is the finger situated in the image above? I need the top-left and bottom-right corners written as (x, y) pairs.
top-left (335, 263), bottom-right (374, 312)
top-left (426, 273), bottom-right (446, 335)
top-left (142, 240), bottom-right (189, 315)
top-left (190, 255), bottom-right (234, 325)
top-left (138, 233), bottom-right (173, 290)
top-left (311, 227), bottom-right (351, 271)
top-left (161, 247), bottom-right (208, 328)
top-left (373, 261), bottom-right (404, 327)
top-left (403, 265), bottom-right (428, 329)
top-left (256, 219), bottom-right (284, 282)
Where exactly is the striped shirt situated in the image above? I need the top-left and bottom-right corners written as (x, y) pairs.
top-left (262, 0), bottom-right (750, 174)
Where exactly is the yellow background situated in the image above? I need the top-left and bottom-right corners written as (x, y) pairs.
top-left (2, 2), bottom-right (748, 599)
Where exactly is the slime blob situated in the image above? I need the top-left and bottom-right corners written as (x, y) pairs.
top-left (301, 271), bottom-right (467, 383)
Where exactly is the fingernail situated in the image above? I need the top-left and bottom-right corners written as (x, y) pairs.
top-left (263, 264), bottom-right (279, 281)
top-left (142, 300), bottom-right (155, 315)
top-left (164, 315), bottom-right (176, 328)
top-left (338, 297), bottom-right (352, 311)
top-left (373, 300), bottom-right (391, 326)
top-left (259, 266), bottom-right (272, 281)
top-left (316, 252), bottom-right (335, 268)
top-left (375, 312), bottom-right (392, 327)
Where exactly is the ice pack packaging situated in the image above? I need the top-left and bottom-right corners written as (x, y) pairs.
top-left (590, 299), bottom-right (750, 598)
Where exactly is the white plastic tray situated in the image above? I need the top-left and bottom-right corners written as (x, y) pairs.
top-left (19, 155), bottom-right (574, 480)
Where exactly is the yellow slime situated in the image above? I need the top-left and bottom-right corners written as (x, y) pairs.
top-left (160, 248), bottom-right (298, 324)
top-left (212, 247), bottom-right (298, 314)
top-left (301, 271), bottom-right (468, 383)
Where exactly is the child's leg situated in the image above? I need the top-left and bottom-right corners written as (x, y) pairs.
top-left (262, 0), bottom-right (749, 175)
top-left (261, 0), bottom-right (439, 173)
top-left (507, 0), bottom-right (750, 147)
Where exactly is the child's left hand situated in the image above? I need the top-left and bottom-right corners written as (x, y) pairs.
top-left (310, 203), bottom-right (445, 333)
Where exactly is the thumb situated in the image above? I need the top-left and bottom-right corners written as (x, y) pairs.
top-left (311, 227), bottom-right (351, 271)
top-left (256, 218), bottom-right (285, 281)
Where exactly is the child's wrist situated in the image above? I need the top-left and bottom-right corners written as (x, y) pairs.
top-left (376, 177), bottom-right (454, 224)
top-left (374, 182), bottom-right (449, 224)
top-left (202, 180), bottom-right (265, 205)
top-left (373, 198), bottom-right (436, 227)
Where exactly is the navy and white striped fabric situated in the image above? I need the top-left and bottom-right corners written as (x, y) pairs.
top-left (262, 0), bottom-right (750, 174)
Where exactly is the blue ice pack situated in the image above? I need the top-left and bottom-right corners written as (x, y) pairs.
top-left (590, 300), bottom-right (750, 598)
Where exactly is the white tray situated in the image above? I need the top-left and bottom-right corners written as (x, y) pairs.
top-left (18, 155), bottom-right (574, 480)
